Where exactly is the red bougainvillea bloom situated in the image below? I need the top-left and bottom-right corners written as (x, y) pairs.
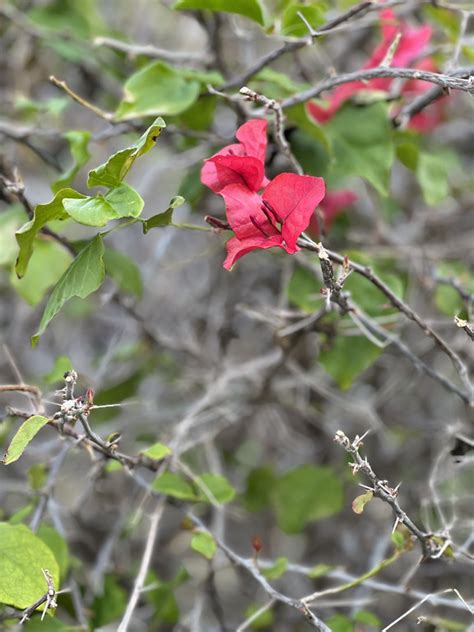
top-left (219, 173), bottom-right (325, 270)
top-left (201, 119), bottom-right (269, 193)
top-left (308, 189), bottom-right (358, 237)
top-left (307, 9), bottom-right (436, 129)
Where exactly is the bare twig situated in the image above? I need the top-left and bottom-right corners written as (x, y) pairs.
top-left (298, 237), bottom-right (474, 405)
top-left (280, 67), bottom-right (474, 110)
top-left (49, 76), bottom-right (114, 122)
top-left (219, 0), bottom-right (391, 90)
top-left (239, 86), bottom-right (303, 174)
top-left (117, 499), bottom-right (166, 632)
top-left (190, 515), bottom-right (331, 631)
top-left (94, 36), bottom-right (210, 64)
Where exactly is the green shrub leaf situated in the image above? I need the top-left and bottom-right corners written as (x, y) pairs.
top-left (32, 234), bottom-right (105, 345)
top-left (142, 196), bottom-right (185, 233)
top-left (0, 523), bottom-right (59, 609)
top-left (116, 62), bottom-right (200, 121)
top-left (88, 117), bottom-right (166, 188)
top-left (52, 130), bottom-right (91, 193)
top-left (320, 335), bottom-right (382, 390)
top-left (326, 102), bottom-right (394, 195)
top-left (173, 0), bottom-right (266, 26)
top-left (191, 531), bottom-right (216, 559)
top-left (2, 416), bottom-right (49, 465)
top-left (15, 188), bottom-right (83, 278)
top-left (63, 183), bottom-right (144, 227)
top-left (272, 465), bottom-right (343, 534)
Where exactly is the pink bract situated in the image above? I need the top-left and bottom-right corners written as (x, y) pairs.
top-left (307, 9), bottom-right (438, 131)
top-left (221, 173), bottom-right (325, 270)
top-left (201, 119), bottom-right (269, 193)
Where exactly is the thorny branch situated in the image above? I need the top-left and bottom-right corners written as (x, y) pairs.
top-left (333, 430), bottom-right (445, 559)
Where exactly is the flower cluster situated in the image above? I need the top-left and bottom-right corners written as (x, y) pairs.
top-left (201, 119), bottom-right (326, 269)
top-left (307, 9), bottom-right (443, 133)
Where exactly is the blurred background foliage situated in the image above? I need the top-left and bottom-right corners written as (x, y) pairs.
top-left (0, 0), bottom-right (473, 630)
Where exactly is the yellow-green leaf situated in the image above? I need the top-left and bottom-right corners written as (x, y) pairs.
top-left (2, 416), bottom-right (49, 465)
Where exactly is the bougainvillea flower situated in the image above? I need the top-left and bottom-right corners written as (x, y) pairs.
top-left (307, 9), bottom-right (433, 125)
top-left (308, 189), bottom-right (358, 237)
top-left (220, 173), bottom-right (325, 269)
top-left (201, 118), bottom-right (269, 193)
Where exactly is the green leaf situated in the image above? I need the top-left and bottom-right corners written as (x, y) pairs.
top-left (140, 442), bottom-right (172, 460)
top-left (320, 335), bottom-right (382, 390)
top-left (326, 102), bottom-right (394, 195)
top-left (434, 262), bottom-right (474, 316)
top-left (116, 62), bottom-right (201, 121)
top-left (327, 614), bottom-right (354, 632)
top-left (417, 152), bottom-right (450, 205)
top-left (104, 249), bottom-right (143, 298)
top-left (197, 473), bottom-right (236, 504)
top-left (272, 465), bottom-right (343, 534)
top-left (15, 188), bottom-right (82, 278)
top-left (286, 103), bottom-right (331, 154)
top-left (0, 205), bottom-right (27, 266)
top-left (244, 465), bottom-right (276, 512)
top-left (142, 196), bottom-right (185, 234)
top-left (191, 531), bottom-right (216, 560)
top-left (32, 234), bottom-right (105, 345)
top-left (24, 617), bottom-right (69, 631)
top-left (2, 416), bottom-right (49, 465)
top-left (63, 183), bottom-right (144, 227)
top-left (244, 603), bottom-right (274, 629)
top-left (11, 238), bottom-right (72, 306)
top-left (262, 556), bottom-right (288, 580)
top-left (352, 490), bottom-right (373, 514)
top-left (391, 530), bottom-right (406, 551)
top-left (307, 563), bottom-right (333, 578)
top-left (92, 575), bottom-right (127, 628)
top-left (396, 140), bottom-right (419, 171)
top-left (353, 610), bottom-right (382, 627)
top-left (52, 130), bottom-right (91, 193)
top-left (288, 266), bottom-right (322, 313)
top-left (88, 117), bottom-right (166, 188)
top-left (176, 95), bottom-right (217, 131)
top-left (281, 1), bottom-right (326, 38)
top-left (28, 463), bottom-right (48, 491)
top-left (143, 569), bottom-right (188, 625)
top-left (8, 503), bottom-right (35, 525)
top-left (37, 525), bottom-right (69, 582)
top-left (0, 523), bottom-right (59, 609)
top-left (173, 0), bottom-right (266, 26)
top-left (153, 472), bottom-right (197, 500)
top-left (253, 69), bottom-right (309, 99)
top-left (43, 356), bottom-right (73, 385)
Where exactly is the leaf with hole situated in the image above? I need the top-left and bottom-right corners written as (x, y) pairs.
top-left (88, 117), bottom-right (165, 188)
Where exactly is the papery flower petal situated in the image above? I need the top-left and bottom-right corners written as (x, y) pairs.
top-left (307, 9), bottom-right (433, 124)
top-left (223, 234), bottom-right (285, 270)
top-left (235, 119), bottom-right (268, 163)
top-left (263, 173), bottom-right (326, 251)
top-left (201, 143), bottom-right (245, 191)
top-left (219, 183), bottom-right (278, 240)
top-left (205, 155), bottom-right (265, 193)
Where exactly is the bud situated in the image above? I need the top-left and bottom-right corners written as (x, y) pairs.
top-left (252, 535), bottom-right (263, 555)
top-left (86, 388), bottom-right (94, 406)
